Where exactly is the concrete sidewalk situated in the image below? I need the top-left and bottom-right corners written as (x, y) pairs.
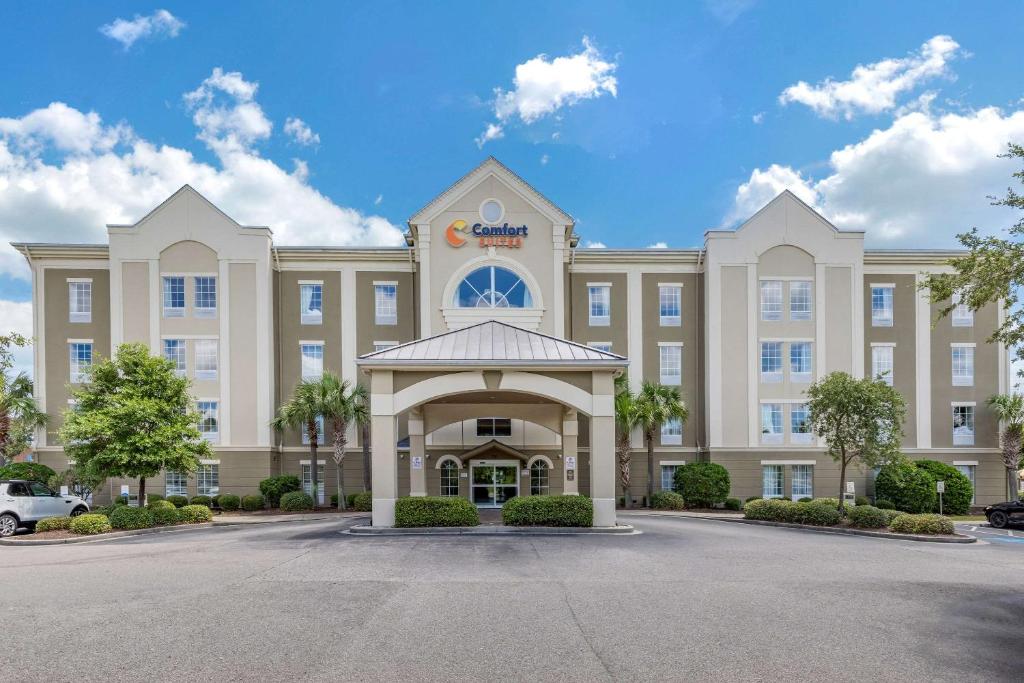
top-left (213, 511), bottom-right (368, 525)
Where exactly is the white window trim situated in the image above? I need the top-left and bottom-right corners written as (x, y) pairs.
top-left (660, 418), bottom-right (683, 446)
top-left (760, 460), bottom-right (817, 465)
top-left (588, 342), bottom-right (613, 352)
top-left (953, 460), bottom-right (979, 466)
top-left (298, 280), bottom-right (324, 285)
top-left (162, 275), bottom-right (186, 318)
top-left (788, 280), bottom-right (813, 322)
top-left (951, 344), bottom-right (975, 387)
top-left (373, 341), bottom-right (399, 349)
top-left (587, 283), bottom-right (611, 327)
top-left (870, 342), bottom-right (897, 347)
top-left (870, 284), bottom-right (895, 327)
top-left (67, 278), bottom-right (93, 323)
top-left (951, 342), bottom-right (977, 347)
top-left (373, 281), bottom-right (398, 326)
top-left (759, 280), bottom-right (783, 322)
top-left (658, 284), bottom-right (682, 327)
top-left (299, 282), bottom-right (324, 326)
top-left (197, 401), bottom-right (220, 445)
top-left (658, 343), bottom-right (683, 386)
top-left (194, 338), bottom-right (218, 381)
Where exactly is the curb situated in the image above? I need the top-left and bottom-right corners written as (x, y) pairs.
top-left (633, 512), bottom-right (976, 544)
top-left (346, 524), bottom-right (636, 536)
top-left (0, 523), bottom-right (215, 546)
top-left (213, 514), bottom-right (359, 526)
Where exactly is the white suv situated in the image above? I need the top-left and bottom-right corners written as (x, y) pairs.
top-left (0, 480), bottom-right (90, 537)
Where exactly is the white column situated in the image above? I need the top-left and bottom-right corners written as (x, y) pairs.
top-left (552, 225), bottom-right (566, 337)
top-left (851, 262), bottom-right (865, 378)
top-left (590, 371), bottom-right (617, 527)
top-left (562, 408), bottom-right (578, 495)
top-left (340, 266), bottom-right (358, 445)
top-left (32, 262), bottom-right (47, 447)
top-left (148, 259), bottom-right (160, 352)
top-left (370, 370), bottom-right (398, 526)
top-left (706, 258), bottom-right (722, 447)
top-left (627, 270), bottom-right (644, 448)
top-left (915, 273), bottom-right (932, 448)
top-left (218, 259), bottom-right (231, 446)
top-left (416, 226), bottom-right (431, 337)
top-left (746, 264), bottom-right (759, 447)
top-left (409, 408), bottom-right (426, 497)
top-left (815, 263), bottom-right (827, 379)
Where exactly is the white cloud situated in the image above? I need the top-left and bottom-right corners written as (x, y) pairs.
top-left (752, 112), bottom-right (764, 124)
top-left (0, 69), bottom-right (404, 280)
top-left (779, 35), bottom-right (961, 120)
top-left (725, 106), bottom-right (1024, 246)
top-left (0, 300), bottom-right (33, 377)
top-left (374, 194), bottom-right (383, 206)
top-left (99, 9), bottom-right (185, 50)
top-left (582, 240), bottom-right (606, 249)
top-left (647, 241), bottom-right (668, 249)
top-left (283, 117), bottom-right (320, 146)
top-left (540, 154), bottom-right (550, 165)
top-left (477, 37), bottom-right (617, 145)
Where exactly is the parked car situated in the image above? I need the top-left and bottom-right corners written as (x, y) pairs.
top-left (983, 500), bottom-right (1024, 529)
top-left (0, 479), bottom-right (90, 537)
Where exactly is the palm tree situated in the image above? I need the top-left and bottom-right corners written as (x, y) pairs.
top-left (1, 372), bottom-right (46, 467)
top-left (634, 381), bottom-right (689, 507)
top-left (987, 393), bottom-right (1024, 501)
top-left (272, 378), bottom-right (334, 510)
top-left (320, 373), bottom-right (368, 510)
top-left (614, 375), bottom-right (641, 509)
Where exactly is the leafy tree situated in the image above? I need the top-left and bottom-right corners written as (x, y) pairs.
top-left (673, 462), bottom-right (730, 508)
top-left (805, 371), bottom-right (906, 512)
top-left (0, 461), bottom-right (56, 483)
top-left (58, 343), bottom-right (212, 504)
top-left (60, 462), bottom-right (107, 502)
top-left (0, 333), bottom-right (46, 466)
top-left (987, 393), bottom-right (1024, 501)
top-left (272, 377), bottom-right (338, 511)
top-left (613, 375), bottom-right (640, 509)
top-left (633, 381), bottom-right (689, 507)
top-left (320, 373), bottom-right (368, 510)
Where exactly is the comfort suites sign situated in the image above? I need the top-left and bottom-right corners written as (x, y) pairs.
top-left (446, 219), bottom-right (529, 248)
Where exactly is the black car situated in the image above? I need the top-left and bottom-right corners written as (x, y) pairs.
top-left (983, 500), bottom-right (1024, 529)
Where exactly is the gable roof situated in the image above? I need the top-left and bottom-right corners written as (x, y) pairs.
top-left (407, 156), bottom-right (575, 227)
top-left (357, 320), bottom-right (626, 367)
top-left (106, 184), bottom-right (270, 231)
top-left (453, 440), bottom-right (531, 463)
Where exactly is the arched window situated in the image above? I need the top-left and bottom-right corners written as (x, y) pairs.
top-left (454, 266), bottom-right (534, 309)
top-left (440, 460), bottom-right (459, 497)
top-left (530, 460), bottom-right (549, 495)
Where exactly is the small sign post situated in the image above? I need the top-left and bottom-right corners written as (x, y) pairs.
top-left (845, 481), bottom-right (855, 495)
top-left (937, 480), bottom-right (945, 515)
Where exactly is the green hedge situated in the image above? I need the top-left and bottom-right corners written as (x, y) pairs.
top-left (110, 506), bottom-right (154, 530)
top-left (280, 491), bottom-right (314, 511)
top-left (913, 460), bottom-right (973, 515)
top-left (241, 494), bottom-right (265, 511)
top-left (35, 516), bottom-right (73, 532)
top-left (352, 491), bottom-right (372, 512)
top-left (814, 498), bottom-right (840, 510)
top-left (70, 513), bottom-right (111, 535)
top-left (875, 498), bottom-right (896, 510)
top-left (394, 497), bottom-right (480, 527)
top-left (724, 497), bottom-right (742, 511)
top-left (179, 504), bottom-right (213, 524)
top-left (743, 499), bottom-right (841, 526)
top-left (0, 462), bottom-right (56, 483)
top-left (847, 505), bottom-right (888, 529)
top-left (890, 513), bottom-right (954, 535)
top-left (855, 496), bottom-right (871, 507)
top-left (650, 491), bottom-right (685, 510)
top-left (673, 462), bottom-right (730, 508)
top-left (166, 495), bottom-right (189, 508)
top-left (151, 506), bottom-right (182, 525)
top-left (744, 496), bottom-right (762, 503)
top-left (881, 509), bottom-right (906, 525)
top-left (149, 499), bottom-right (176, 511)
top-left (502, 495), bottom-right (593, 527)
top-left (218, 494), bottom-right (241, 511)
top-left (346, 493), bottom-right (360, 508)
top-left (259, 475), bottom-right (302, 508)
top-left (875, 461), bottom-right (936, 513)
top-left (146, 494), bottom-right (164, 504)
top-left (190, 495), bottom-right (213, 508)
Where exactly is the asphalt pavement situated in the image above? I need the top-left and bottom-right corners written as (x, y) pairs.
top-left (1, 513), bottom-right (1022, 681)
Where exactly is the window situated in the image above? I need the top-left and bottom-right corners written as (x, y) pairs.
top-left (194, 339), bottom-right (218, 380)
top-left (194, 276), bottom-right (216, 317)
top-left (455, 266), bottom-right (534, 309)
top-left (163, 276), bottom-right (185, 317)
top-left (952, 345), bottom-right (974, 386)
top-left (302, 463), bottom-right (325, 503)
top-left (872, 345), bottom-right (894, 385)
top-left (791, 465), bottom-right (813, 500)
top-left (790, 281), bottom-right (812, 321)
top-left (951, 293), bottom-right (973, 327)
top-left (871, 285), bottom-right (894, 327)
top-left (760, 342), bottom-right (782, 383)
top-left (300, 283), bottom-right (323, 325)
top-left (760, 281), bottom-right (782, 321)
top-left (163, 339), bottom-right (186, 377)
top-left (480, 199), bottom-right (504, 223)
top-left (661, 464), bottom-right (685, 492)
top-left (659, 344), bottom-right (682, 385)
top-left (68, 281), bottom-right (91, 323)
top-left (197, 464), bottom-right (219, 496)
top-left (69, 342), bottom-right (92, 383)
top-left (661, 418), bottom-right (683, 446)
top-left (440, 460), bottom-right (460, 497)
top-left (588, 342), bottom-right (612, 353)
top-left (374, 283), bottom-right (398, 325)
top-left (477, 418), bottom-right (512, 438)
top-left (530, 461), bottom-right (549, 495)
top-left (791, 404), bottom-right (813, 444)
top-left (953, 405), bottom-right (975, 446)
top-left (588, 285), bottom-right (610, 326)
top-left (955, 464), bottom-right (976, 504)
top-left (762, 465), bottom-right (784, 498)
top-left (197, 401), bottom-right (219, 443)
top-left (790, 342), bottom-right (812, 382)
top-left (302, 415), bottom-right (326, 445)
top-left (659, 285), bottom-right (681, 326)
top-left (761, 404), bottom-right (783, 444)
top-left (165, 471), bottom-right (187, 497)
top-left (300, 343), bottom-right (324, 380)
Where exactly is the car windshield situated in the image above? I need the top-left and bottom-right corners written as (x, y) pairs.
top-left (29, 482), bottom-right (54, 496)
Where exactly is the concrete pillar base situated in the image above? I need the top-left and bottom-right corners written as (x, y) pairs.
top-left (593, 498), bottom-right (616, 527)
top-left (371, 498), bottom-right (396, 527)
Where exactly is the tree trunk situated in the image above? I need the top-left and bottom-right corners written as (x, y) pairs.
top-left (1009, 467), bottom-right (1020, 503)
top-left (309, 420), bottom-right (319, 511)
top-left (334, 418), bottom-right (348, 510)
top-left (646, 429), bottom-right (655, 508)
top-left (837, 454), bottom-right (847, 514)
top-left (1002, 430), bottom-right (1021, 502)
top-left (138, 476), bottom-right (147, 507)
top-left (362, 422), bottom-right (371, 492)
top-left (617, 433), bottom-right (632, 509)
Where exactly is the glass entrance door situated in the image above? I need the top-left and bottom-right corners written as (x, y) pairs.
top-left (470, 460), bottom-right (519, 508)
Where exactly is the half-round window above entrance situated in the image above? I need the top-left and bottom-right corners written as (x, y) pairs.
top-left (454, 266), bottom-right (534, 309)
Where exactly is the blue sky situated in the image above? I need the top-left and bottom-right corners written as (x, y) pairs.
top-left (2, 1), bottom-right (1024, 372)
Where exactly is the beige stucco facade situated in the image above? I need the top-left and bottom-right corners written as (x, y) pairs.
top-left (14, 157), bottom-right (1013, 513)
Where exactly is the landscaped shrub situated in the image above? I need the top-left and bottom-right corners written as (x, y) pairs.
top-left (353, 491), bottom-right (372, 511)
top-left (847, 505), bottom-right (888, 529)
top-left (190, 495), bottom-right (213, 508)
top-left (797, 497), bottom-right (813, 503)
top-left (913, 460), bottom-right (973, 515)
top-left (813, 498), bottom-right (840, 510)
top-left (890, 513), bottom-right (954, 535)
top-left (674, 462), bottom-right (730, 508)
top-left (346, 493), bottom-right (360, 508)
top-left (218, 494), bottom-right (240, 511)
top-left (146, 493), bottom-right (164, 504)
top-left (724, 497), bottom-right (742, 511)
top-left (88, 505), bottom-right (115, 517)
top-left (330, 493), bottom-right (339, 508)
top-left (113, 496), bottom-right (128, 506)
top-left (875, 461), bottom-right (936, 513)
top-left (0, 462), bottom-right (56, 483)
top-left (149, 499), bottom-right (176, 511)
top-left (855, 495), bottom-right (871, 507)
top-left (875, 498), bottom-right (896, 510)
top-left (744, 496), bottom-right (762, 503)
top-left (151, 506), bottom-right (182, 525)
top-left (280, 491), bottom-right (315, 511)
top-left (502, 495), bottom-right (593, 527)
top-left (110, 506), bottom-right (154, 530)
top-left (259, 475), bottom-right (302, 508)
top-left (70, 513), bottom-right (111, 535)
top-left (179, 504), bottom-right (213, 523)
top-left (743, 498), bottom-right (793, 521)
top-left (881, 509), bottom-right (906, 525)
top-left (789, 501), bottom-right (842, 526)
top-left (35, 516), bottom-right (73, 532)
top-left (241, 494), bottom-right (265, 511)
top-left (650, 491), bottom-right (685, 510)
top-left (166, 495), bottom-right (189, 508)
top-left (394, 496), bottom-right (480, 527)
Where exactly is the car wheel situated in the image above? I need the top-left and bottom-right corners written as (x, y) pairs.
top-left (0, 513), bottom-right (18, 538)
top-left (989, 510), bottom-right (1009, 529)
top-left (70, 506), bottom-right (87, 517)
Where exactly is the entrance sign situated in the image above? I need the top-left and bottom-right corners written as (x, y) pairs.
top-left (411, 456), bottom-right (423, 470)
